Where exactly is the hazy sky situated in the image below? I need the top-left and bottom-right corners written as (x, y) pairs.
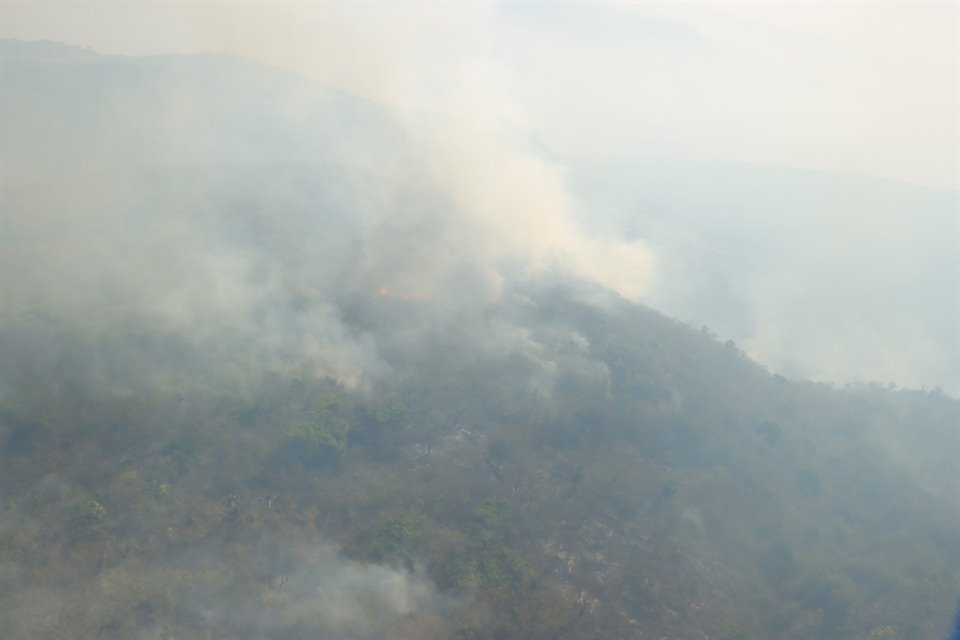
top-left (3, 1), bottom-right (958, 188)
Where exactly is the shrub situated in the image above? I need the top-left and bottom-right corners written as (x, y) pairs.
top-left (288, 418), bottom-right (350, 465)
top-left (347, 513), bottom-right (420, 563)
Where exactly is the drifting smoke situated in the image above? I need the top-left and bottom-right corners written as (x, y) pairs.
top-left (0, 512), bottom-right (456, 640)
top-left (173, 540), bottom-right (455, 640)
top-left (0, 36), bottom-right (653, 395)
top-left (2, 2), bottom-right (957, 393)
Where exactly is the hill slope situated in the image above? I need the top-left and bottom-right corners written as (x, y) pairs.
top-left (1, 41), bottom-right (958, 639)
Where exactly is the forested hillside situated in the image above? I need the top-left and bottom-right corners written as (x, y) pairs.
top-left (1, 40), bottom-right (958, 640)
top-left (2, 283), bottom-right (957, 639)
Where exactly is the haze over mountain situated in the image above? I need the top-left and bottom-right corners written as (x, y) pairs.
top-left (0, 6), bottom-right (958, 640)
top-left (572, 159), bottom-right (959, 392)
top-left (2, 33), bottom-right (957, 394)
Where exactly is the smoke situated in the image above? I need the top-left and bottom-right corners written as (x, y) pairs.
top-left (574, 159), bottom-right (960, 393)
top-left (0, 513), bottom-right (456, 639)
top-left (184, 539), bottom-right (454, 640)
top-left (0, 34), bottom-right (655, 396)
top-left (1, 1), bottom-right (956, 393)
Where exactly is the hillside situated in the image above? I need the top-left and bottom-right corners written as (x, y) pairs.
top-left (1, 40), bottom-right (958, 639)
top-left (2, 284), bottom-right (957, 639)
